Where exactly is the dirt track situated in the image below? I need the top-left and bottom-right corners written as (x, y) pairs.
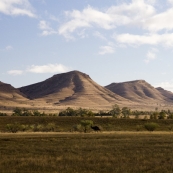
top-left (1, 131), bottom-right (173, 137)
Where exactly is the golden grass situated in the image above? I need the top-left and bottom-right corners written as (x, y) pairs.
top-left (1, 133), bottom-right (173, 173)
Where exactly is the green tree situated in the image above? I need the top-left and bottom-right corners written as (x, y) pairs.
top-left (66, 107), bottom-right (77, 116)
top-left (158, 111), bottom-right (166, 119)
top-left (80, 120), bottom-right (93, 133)
top-left (12, 107), bottom-right (23, 116)
top-left (77, 108), bottom-right (88, 117)
top-left (109, 104), bottom-right (121, 118)
top-left (122, 107), bottom-right (131, 118)
top-left (33, 110), bottom-right (41, 116)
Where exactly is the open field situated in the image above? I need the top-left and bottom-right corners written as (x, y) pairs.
top-left (1, 132), bottom-right (173, 173)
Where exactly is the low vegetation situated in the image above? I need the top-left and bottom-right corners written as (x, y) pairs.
top-left (144, 122), bottom-right (159, 131)
top-left (0, 112), bottom-right (7, 116)
top-left (6, 123), bottom-right (58, 133)
top-left (1, 116), bottom-right (173, 133)
top-left (1, 133), bottom-right (173, 173)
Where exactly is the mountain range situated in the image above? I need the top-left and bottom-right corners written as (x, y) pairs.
top-left (105, 80), bottom-right (173, 103)
top-left (0, 70), bottom-right (173, 112)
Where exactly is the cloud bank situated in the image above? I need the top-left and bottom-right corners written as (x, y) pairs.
top-left (0, 0), bottom-right (36, 17)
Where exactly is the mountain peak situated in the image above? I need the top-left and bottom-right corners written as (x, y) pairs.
top-left (52, 70), bottom-right (91, 79)
top-left (19, 70), bottom-right (128, 107)
top-left (105, 79), bottom-right (166, 102)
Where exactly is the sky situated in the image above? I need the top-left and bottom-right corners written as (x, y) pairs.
top-left (1, 0), bottom-right (173, 91)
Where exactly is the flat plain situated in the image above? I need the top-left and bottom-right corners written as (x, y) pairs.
top-left (1, 132), bottom-right (173, 173)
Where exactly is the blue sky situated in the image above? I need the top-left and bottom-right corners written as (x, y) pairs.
top-left (1, 0), bottom-right (173, 91)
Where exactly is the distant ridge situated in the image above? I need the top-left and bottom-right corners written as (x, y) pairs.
top-left (105, 80), bottom-right (172, 103)
top-left (0, 81), bottom-right (26, 100)
top-left (19, 70), bottom-right (130, 108)
top-left (156, 87), bottom-right (173, 100)
top-left (0, 81), bottom-right (28, 107)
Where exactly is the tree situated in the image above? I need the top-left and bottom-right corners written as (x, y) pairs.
top-left (122, 107), bottom-right (131, 118)
top-left (158, 111), bottom-right (166, 119)
top-left (80, 120), bottom-right (93, 133)
top-left (109, 104), bottom-right (121, 118)
top-left (153, 112), bottom-right (159, 119)
top-left (66, 107), bottom-right (77, 116)
top-left (12, 107), bottom-right (23, 116)
top-left (59, 107), bottom-right (77, 116)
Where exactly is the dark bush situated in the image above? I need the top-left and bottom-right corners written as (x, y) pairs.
top-left (144, 122), bottom-right (158, 131)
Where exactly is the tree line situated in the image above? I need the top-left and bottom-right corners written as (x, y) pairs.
top-left (1, 105), bottom-right (173, 119)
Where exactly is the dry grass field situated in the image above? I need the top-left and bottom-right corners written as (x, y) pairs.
top-left (1, 132), bottom-right (173, 173)
top-left (1, 117), bottom-right (173, 172)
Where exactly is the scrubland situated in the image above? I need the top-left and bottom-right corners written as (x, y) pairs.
top-left (1, 117), bottom-right (173, 172)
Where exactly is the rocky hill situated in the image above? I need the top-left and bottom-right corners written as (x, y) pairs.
top-left (105, 80), bottom-right (171, 103)
top-left (19, 71), bottom-right (130, 109)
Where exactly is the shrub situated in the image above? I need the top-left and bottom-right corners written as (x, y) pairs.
top-left (144, 123), bottom-right (158, 131)
top-left (168, 125), bottom-right (173, 131)
top-left (80, 120), bottom-right (93, 133)
top-left (71, 124), bottom-right (82, 132)
top-left (0, 112), bottom-right (7, 116)
top-left (6, 123), bottom-right (20, 133)
top-left (20, 124), bottom-right (30, 132)
top-left (46, 123), bottom-right (56, 132)
top-left (30, 124), bottom-right (38, 132)
top-left (136, 125), bottom-right (143, 131)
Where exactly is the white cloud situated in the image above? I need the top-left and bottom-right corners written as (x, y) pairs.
top-left (155, 82), bottom-right (173, 92)
top-left (114, 33), bottom-right (173, 47)
top-left (145, 48), bottom-right (158, 63)
top-left (0, 0), bottom-right (36, 17)
top-left (58, 1), bottom-right (156, 38)
top-left (144, 8), bottom-right (173, 32)
top-left (57, 0), bottom-right (173, 46)
top-left (38, 20), bottom-right (58, 36)
top-left (7, 70), bottom-right (23, 75)
top-left (27, 64), bottom-right (69, 73)
top-left (99, 46), bottom-right (115, 55)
